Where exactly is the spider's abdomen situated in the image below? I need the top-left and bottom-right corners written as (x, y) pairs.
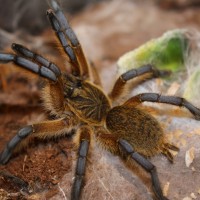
top-left (106, 106), bottom-right (165, 157)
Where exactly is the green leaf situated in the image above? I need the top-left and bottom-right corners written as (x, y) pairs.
top-left (118, 29), bottom-right (189, 74)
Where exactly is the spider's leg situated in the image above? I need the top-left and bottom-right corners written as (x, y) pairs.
top-left (95, 129), bottom-right (168, 200)
top-left (12, 43), bottom-right (61, 76)
top-left (46, 10), bottom-right (80, 77)
top-left (0, 125), bottom-right (33, 164)
top-left (0, 170), bottom-right (29, 192)
top-left (124, 93), bottom-right (200, 120)
top-left (47, 1), bottom-right (89, 79)
top-left (1, 44), bottom-right (67, 114)
top-left (119, 139), bottom-right (169, 200)
top-left (109, 64), bottom-right (170, 101)
top-left (72, 126), bottom-right (92, 200)
top-left (0, 116), bottom-right (77, 165)
top-left (89, 61), bottom-right (102, 87)
top-left (49, 0), bottom-right (89, 78)
top-left (0, 53), bottom-right (58, 82)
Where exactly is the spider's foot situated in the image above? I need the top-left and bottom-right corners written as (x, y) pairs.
top-left (0, 171), bottom-right (29, 191)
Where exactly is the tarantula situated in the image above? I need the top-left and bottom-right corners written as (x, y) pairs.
top-left (0, 0), bottom-right (200, 199)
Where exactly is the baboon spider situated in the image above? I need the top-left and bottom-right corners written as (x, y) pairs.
top-left (0, 0), bottom-right (200, 199)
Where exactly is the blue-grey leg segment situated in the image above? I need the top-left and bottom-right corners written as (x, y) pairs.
top-left (0, 53), bottom-right (15, 63)
top-left (119, 139), bottom-right (169, 200)
top-left (121, 64), bottom-right (170, 81)
top-left (0, 170), bottom-right (28, 191)
top-left (71, 140), bottom-right (90, 200)
top-left (11, 43), bottom-right (61, 76)
top-left (48, 0), bottom-right (79, 47)
top-left (0, 125), bottom-right (33, 165)
top-left (0, 53), bottom-right (57, 82)
top-left (46, 10), bottom-right (77, 65)
top-left (46, 0), bottom-right (81, 76)
top-left (134, 93), bottom-right (200, 120)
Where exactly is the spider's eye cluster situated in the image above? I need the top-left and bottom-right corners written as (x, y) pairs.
top-left (62, 74), bottom-right (83, 98)
top-left (64, 87), bottom-right (74, 98)
top-left (76, 80), bottom-right (82, 88)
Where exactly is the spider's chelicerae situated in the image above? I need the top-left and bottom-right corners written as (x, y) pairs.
top-left (0, 1), bottom-right (200, 200)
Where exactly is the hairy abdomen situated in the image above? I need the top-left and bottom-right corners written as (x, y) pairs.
top-left (106, 106), bottom-right (165, 157)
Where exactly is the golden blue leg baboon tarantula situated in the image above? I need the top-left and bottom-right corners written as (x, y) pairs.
top-left (0, 0), bottom-right (200, 199)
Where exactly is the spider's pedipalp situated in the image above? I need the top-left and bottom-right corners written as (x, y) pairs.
top-left (125, 93), bottom-right (200, 120)
top-left (119, 139), bottom-right (169, 200)
top-left (109, 64), bottom-right (171, 101)
top-left (12, 43), bottom-right (61, 76)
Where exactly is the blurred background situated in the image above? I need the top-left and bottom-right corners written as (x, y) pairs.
top-left (0, 0), bottom-right (106, 50)
top-left (0, 0), bottom-right (200, 34)
top-left (0, 0), bottom-right (200, 200)
top-left (0, 0), bottom-right (199, 32)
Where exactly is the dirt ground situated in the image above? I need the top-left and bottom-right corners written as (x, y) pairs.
top-left (1, 0), bottom-right (200, 200)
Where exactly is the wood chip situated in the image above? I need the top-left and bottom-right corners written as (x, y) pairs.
top-left (198, 188), bottom-right (200, 194)
top-left (163, 182), bottom-right (170, 196)
top-left (185, 147), bottom-right (195, 167)
top-left (0, 189), bottom-right (8, 200)
top-left (183, 197), bottom-right (192, 200)
top-left (190, 193), bottom-right (197, 199)
top-left (166, 82), bottom-right (180, 95)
